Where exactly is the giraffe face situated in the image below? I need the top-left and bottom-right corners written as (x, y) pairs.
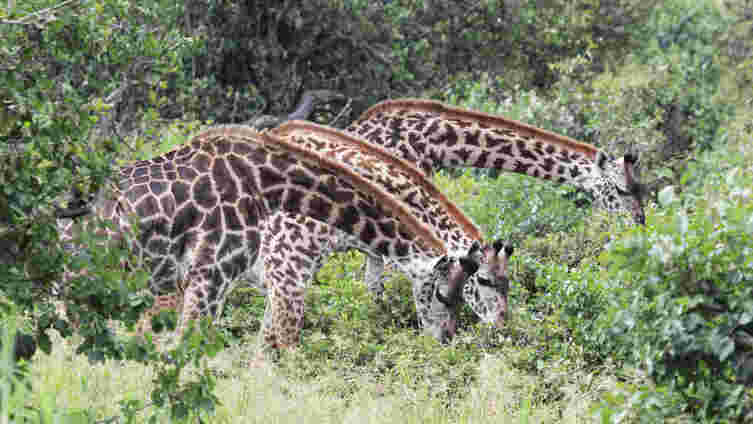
top-left (461, 241), bottom-right (514, 328)
top-left (590, 152), bottom-right (645, 225)
top-left (413, 255), bottom-right (477, 343)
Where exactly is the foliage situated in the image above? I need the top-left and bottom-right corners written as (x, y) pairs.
top-left (0, 320), bottom-right (34, 422)
top-left (0, 1), bottom-right (226, 420)
top-left (433, 169), bottom-right (590, 244)
top-left (2, 0), bottom-right (752, 422)
top-left (591, 144), bottom-right (753, 421)
top-left (552, 0), bottom-right (736, 180)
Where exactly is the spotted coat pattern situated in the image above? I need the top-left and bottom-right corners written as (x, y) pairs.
top-left (347, 99), bottom-right (645, 223)
top-left (262, 122), bottom-right (511, 332)
top-left (59, 125), bottom-right (469, 349)
top-left (254, 100), bottom-right (645, 336)
top-left (342, 99), bottom-right (645, 297)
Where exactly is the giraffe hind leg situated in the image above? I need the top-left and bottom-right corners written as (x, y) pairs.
top-left (257, 219), bottom-right (329, 350)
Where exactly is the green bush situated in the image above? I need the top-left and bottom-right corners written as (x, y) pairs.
top-left (593, 144), bottom-right (753, 421)
top-left (433, 169), bottom-right (590, 243)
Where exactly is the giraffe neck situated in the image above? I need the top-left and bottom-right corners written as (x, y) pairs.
top-left (271, 121), bottom-right (483, 253)
top-left (347, 99), bottom-right (600, 190)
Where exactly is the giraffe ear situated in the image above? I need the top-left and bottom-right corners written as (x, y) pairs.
top-left (466, 240), bottom-right (481, 257)
top-left (503, 244), bottom-right (514, 258)
top-left (595, 150), bottom-right (609, 171)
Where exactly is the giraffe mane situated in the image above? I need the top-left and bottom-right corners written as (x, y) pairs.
top-left (200, 125), bottom-right (447, 255)
top-left (357, 99), bottom-right (600, 161)
top-left (271, 120), bottom-right (484, 243)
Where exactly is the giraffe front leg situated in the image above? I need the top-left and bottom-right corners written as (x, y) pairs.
top-left (257, 221), bottom-right (320, 351)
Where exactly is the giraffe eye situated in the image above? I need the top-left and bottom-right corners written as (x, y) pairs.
top-left (476, 276), bottom-right (494, 287)
top-left (615, 186), bottom-right (632, 196)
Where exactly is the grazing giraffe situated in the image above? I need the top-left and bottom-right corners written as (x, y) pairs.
top-left (263, 121), bottom-right (514, 329)
top-left (248, 99), bottom-right (645, 324)
top-left (348, 99), bottom-right (645, 222)
top-left (344, 99), bottom-right (646, 296)
top-left (58, 125), bottom-right (498, 349)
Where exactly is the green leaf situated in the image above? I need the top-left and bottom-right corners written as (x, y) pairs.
top-left (711, 333), bottom-right (735, 361)
top-left (675, 212), bottom-right (689, 235)
top-left (658, 185), bottom-right (679, 207)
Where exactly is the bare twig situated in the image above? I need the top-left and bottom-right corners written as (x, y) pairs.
top-left (328, 98), bottom-right (353, 128)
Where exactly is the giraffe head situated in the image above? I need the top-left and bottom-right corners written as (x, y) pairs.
top-left (589, 152), bottom-right (646, 225)
top-left (411, 253), bottom-right (480, 343)
top-left (461, 240), bottom-right (514, 328)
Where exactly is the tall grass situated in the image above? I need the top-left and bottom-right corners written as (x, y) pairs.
top-left (22, 330), bottom-right (615, 423)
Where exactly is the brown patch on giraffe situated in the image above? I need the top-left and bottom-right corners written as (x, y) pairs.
top-left (136, 195), bottom-right (159, 217)
top-left (193, 175), bottom-right (217, 209)
top-left (541, 157), bottom-right (556, 173)
top-left (357, 99), bottom-right (600, 161)
top-left (514, 161), bottom-right (533, 174)
top-left (475, 151), bottom-right (490, 167)
top-left (172, 181), bottom-right (190, 205)
top-left (133, 167), bottom-right (148, 178)
top-left (160, 195), bottom-right (176, 216)
top-left (465, 130), bottom-right (480, 146)
top-left (150, 181), bottom-right (168, 196)
top-left (178, 166), bottom-right (198, 181)
top-left (127, 184), bottom-right (149, 203)
top-left (270, 121), bottom-right (483, 245)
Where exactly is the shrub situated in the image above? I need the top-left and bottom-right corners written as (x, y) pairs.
top-left (432, 169), bottom-right (590, 244)
top-left (594, 144), bottom-right (753, 421)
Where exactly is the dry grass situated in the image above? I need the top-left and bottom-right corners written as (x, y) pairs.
top-left (22, 329), bottom-right (618, 423)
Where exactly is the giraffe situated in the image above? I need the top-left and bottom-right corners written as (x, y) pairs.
top-left (261, 207), bottom-right (513, 346)
top-left (343, 99), bottom-right (646, 296)
top-left (263, 121), bottom-right (513, 328)
top-left (58, 125), bottom-right (501, 349)
top-left (245, 99), bottom-right (645, 329)
top-left (262, 121), bottom-right (512, 328)
top-left (347, 99), bottom-right (645, 222)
